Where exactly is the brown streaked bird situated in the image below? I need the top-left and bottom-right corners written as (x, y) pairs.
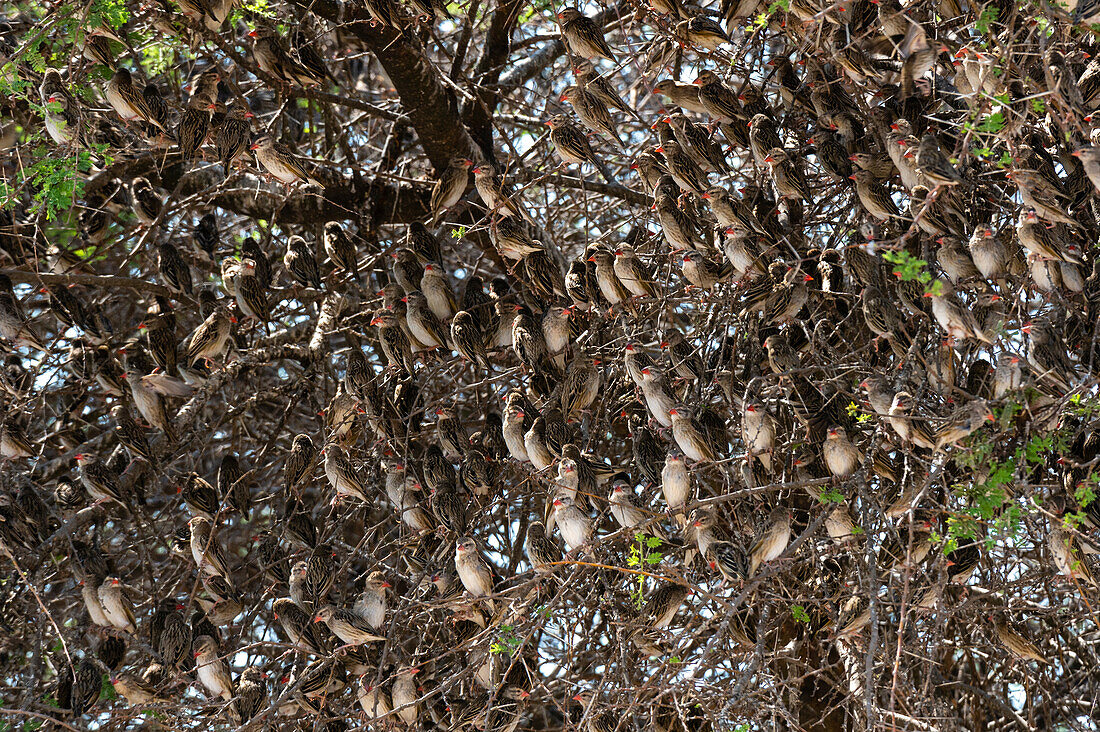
top-left (668, 112), bottom-right (729, 173)
top-left (525, 520), bottom-right (562, 573)
top-left (654, 139), bottom-right (709, 194)
top-left (249, 28), bottom-right (322, 86)
top-left (98, 576), bottom-right (138, 633)
top-left (850, 170), bottom-right (902, 220)
top-left (284, 235), bottom-right (323, 290)
top-left (680, 250), bottom-right (730, 291)
top-left (323, 221), bottom-right (360, 283)
top-left (546, 114), bottom-right (616, 183)
top-left (557, 8), bottom-right (617, 62)
top-left (561, 85), bottom-right (624, 148)
top-left (251, 135), bottom-right (323, 187)
top-left (455, 536), bottom-right (496, 609)
top-left (193, 635), bottom-right (234, 701)
top-left (131, 177), bottom-right (162, 226)
top-left (674, 16), bottom-right (730, 50)
top-left (990, 613), bottom-right (1048, 664)
top-left (430, 156), bottom-right (473, 224)
top-left (668, 405), bottom-right (718, 462)
top-left (284, 433), bottom-right (316, 493)
top-left (613, 244), bottom-right (658, 298)
top-left (934, 399), bottom-right (994, 449)
top-left (748, 507), bottom-right (791, 575)
top-left (177, 96), bottom-right (212, 160)
top-left (693, 70), bottom-right (742, 123)
top-left (234, 258), bottom-right (272, 322)
top-left (823, 425), bottom-right (861, 479)
top-left (314, 605), bottom-right (387, 646)
top-left (574, 59), bottom-right (640, 120)
top-left (189, 515), bottom-right (232, 579)
top-left (886, 391), bottom-right (935, 449)
top-left (105, 68), bottom-right (167, 131)
top-left (652, 79), bottom-right (709, 115)
top-left (216, 103), bottom-right (254, 174)
top-left (473, 164), bottom-right (527, 220)
top-left (916, 134), bottom-right (964, 187)
top-left (763, 147), bottom-right (810, 201)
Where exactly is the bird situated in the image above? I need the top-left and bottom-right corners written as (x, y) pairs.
top-left (823, 426), bottom-right (861, 479)
top-left (525, 520), bottom-right (562, 573)
top-left (741, 400), bottom-right (775, 472)
top-left (323, 222), bottom-right (360, 283)
top-left (561, 85), bottom-right (625, 148)
top-left (249, 27), bottom-right (322, 86)
top-left (185, 301), bottom-right (234, 365)
top-left (193, 635), bottom-right (234, 701)
top-left (353, 571), bottom-right (390, 630)
top-left (609, 478), bottom-right (664, 538)
top-left (314, 605), bottom-right (387, 646)
top-left (455, 536), bottom-right (495, 608)
top-left (189, 516), bottom-right (232, 579)
top-left (324, 443), bottom-right (369, 503)
top-left (990, 613), bottom-right (1047, 664)
top-left (216, 102), bottom-right (253, 174)
top-left (551, 492), bottom-right (593, 551)
top-left (546, 114), bottom-right (616, 183)
top-left (251, 135), bottom-right (323, 187)
top-left (748, 507), bottom-right (791, 575)
top-left (105, 68), bottom-right (167, 131)
top-left (98, 576), bottom-right (137, 633)
top-left (284, 434), bottom-right (316, 493)
top-left (284, 235), bottom-right (323, 290)
top-left (430, 157), bottom-right (473, 223)
top-left (669, 405), bottom-right (718, 462)
top-left (557, 8), bottom-right (617, 62)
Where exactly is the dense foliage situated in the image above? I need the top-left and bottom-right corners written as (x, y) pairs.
top-left (2, 0), bottom-right (1100, 730)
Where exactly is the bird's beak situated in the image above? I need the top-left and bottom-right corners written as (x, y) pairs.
top-left (249, 142), bottom-right (259, 150)
top-left (248, 29), bottom-right (258, 37)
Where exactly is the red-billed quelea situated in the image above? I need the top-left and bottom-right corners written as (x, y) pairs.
top-left (98, 576), bottom-right (137, 633)
top-left (314, 605), bottom-right (387, 646)
top-left (823, 425), bottom-right (861, 479)
top-left (551, 492), bottom-right (593, 551)
top-left (353, 571), bottom-right (390, 629)
top-left (455, 536), bottom-right (496, 610)
top-left (193, 635), bottom-right (234, 701)
top-left (639, 366), bottom-right (676, 428)
top-left (748, 507), bottom-right (791, 575)
top-left (557, 8), bottom-right (617, 62)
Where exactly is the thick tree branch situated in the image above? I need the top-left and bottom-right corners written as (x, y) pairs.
top-left (288, 0), bottom-right (480, 172)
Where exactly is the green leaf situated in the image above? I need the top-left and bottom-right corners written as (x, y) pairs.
top-left (977, 111), bottom-right (1005, 133)
top-left (645, 536), bottom-right (662, 549)
top-left (975, 7), bottom-right (999, 33)
top-left (645, 553), bottom-right (663, 565)
top-left (791, 605), bottom-right (810, 623)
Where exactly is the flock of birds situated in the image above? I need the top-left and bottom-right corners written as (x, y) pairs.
top-left (6, 0), bottom-right (1100, 727)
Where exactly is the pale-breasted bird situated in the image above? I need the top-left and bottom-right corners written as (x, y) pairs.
top-left (748, 507), bottom-right (791, 575)
top-left (98, 576), bottom-right (137, 633)
top-left (193, 635), bottom-right (234, 701)
top-left (455, 536), bottom-right (495, 609)
top-left (251, 135), bottom-right (323, 187)
top-left (430, 157), bottom-right (473, 224)
top-left (105, 68), bottom-right (167, 131)
top-left (823, 425), bottom-right (860, 479)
